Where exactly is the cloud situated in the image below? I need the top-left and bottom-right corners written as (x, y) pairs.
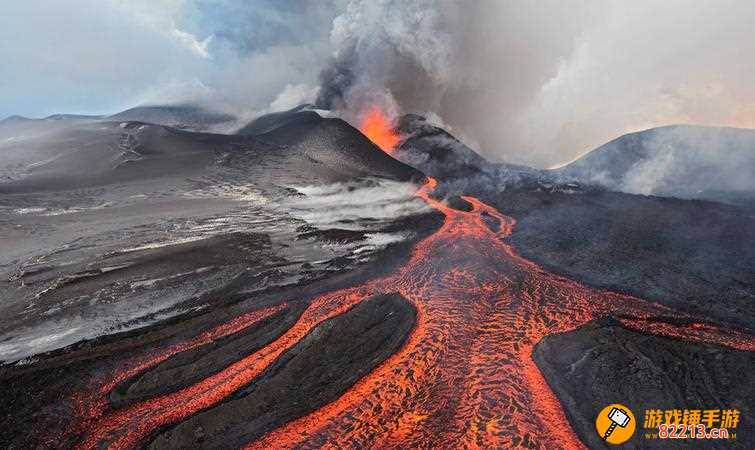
top-left (111, 0), bottom-right (214, 58)
top-left (130, 0), bottom-right (341, 118)
top-left (0, 0), bottom-right (338, 119)
top-left (3, 0), bottom-right (754, 168)
top-left (315, 1), bottom-right (599, 165)
top-left (269, 84), bottom-right (320, 112)
top-left (519, 0), bottom-right (755, 167)
top-left (316, 0), bottom-right (755, 168)
top-left (284, 179), bottom-right (430, 228)
top-left (170, 29), bottom-right (213, 59)
top-left (0, 0), bottom-right (210, 117)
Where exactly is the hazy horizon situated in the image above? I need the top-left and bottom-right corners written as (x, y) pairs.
top-left (4, 0), bottom-right (754, 167)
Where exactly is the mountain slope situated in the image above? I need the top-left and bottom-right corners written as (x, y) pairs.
top-left (235, 104), bottom-right (322, 136)
top-left (0, 110), bottom-right (435, 365)
top-left (556, 124), bottom-right (755, 205)
top-left (107, 105), bottom-right (235, 131)
top-left (394, 114), bottom-right (489, 179)
top-left (1, 108), bottom-right (423, 194)
top-left (391, 114), bottom-right (544, 198)
top-left (247, 109), bottom-right (423, 183)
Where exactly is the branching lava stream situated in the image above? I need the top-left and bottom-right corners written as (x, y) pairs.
top-left (75, 177), bottom-right (754, 449)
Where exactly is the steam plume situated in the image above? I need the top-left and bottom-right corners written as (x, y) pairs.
top-left (4, 1), bottom-right (755, 168)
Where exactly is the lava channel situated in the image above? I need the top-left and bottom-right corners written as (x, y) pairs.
top-left (72, 177), bottom-right (754, 450)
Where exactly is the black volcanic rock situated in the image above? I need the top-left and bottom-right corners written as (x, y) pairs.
top-left (297, 228), bottom-right (367, 243)
top-left (534, 318), bottom-right (754, 449)
top-left (394, 114), bottom-right (488, 179)
top-left (110, 302), bottom-right (307, 408)
top-left (446, 195), bottom-right (474, 212)
top-left (148, 293), bottom-right (416, 449)
top-left (556, 125), bottom-right (755, 206)
top-left (392, 114), bottom-right (546, 198)
top-left (486, 188), bottom-right (755, 331)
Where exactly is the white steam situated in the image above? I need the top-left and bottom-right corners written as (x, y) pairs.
top-left (4, 1), bottom-right (755, 168)
top-left (316, 1), bottom-right (755, 168)
top-left (284, 179), bottom-right (430, 229)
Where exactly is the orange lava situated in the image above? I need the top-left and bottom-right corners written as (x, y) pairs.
top-left (62, 304), bottom-right (286, 447)
top-left (359, 107), bottom-right (400, 152)
top-left (72, 177), bottom-right (754, 449)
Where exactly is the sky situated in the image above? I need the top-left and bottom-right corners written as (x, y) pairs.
top-left (2, 0), bottom-right (754, 167)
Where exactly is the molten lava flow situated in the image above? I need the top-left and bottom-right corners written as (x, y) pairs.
top-left (71, 177), bottom-right (754, 449)
top-left (359, 107), bottom-right (400, 152)
top-left (58, 305), bottom-right (286, 448)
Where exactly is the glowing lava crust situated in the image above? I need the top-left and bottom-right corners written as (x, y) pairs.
top-left (70, 177), bottom-right (753, 449)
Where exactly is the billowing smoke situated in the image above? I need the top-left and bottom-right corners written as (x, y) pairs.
top-left (603, 125), bottom-right (755, 204)
top-left (310, 1), bottom-right (598, 165)
top-left (311, 0), bottom-right (755, 168)
top-left (4, 1), bottom-right (755, 168)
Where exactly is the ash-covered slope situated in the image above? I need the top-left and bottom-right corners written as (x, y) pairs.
top-left (392, 114), bottom-right (544, 197)
top-left (235, 104), bottom-right (322, 136)
top-left (0, 122), bottom-right (244, 193)
top-left (107, 104), bottom-right (236, 131)
top-left (0, 105), bottom-right (235, 143)
top-left (0, 109), bottom-right (435, 365)
top-left (239, 109), bottom-right (423, 183)
top-left (0, 114), bottom-right (102, 129)
top-left (556, 124), bottom-right (755, 206)
top-left (0, 113), bottom-right (101, 144)
top-left (394, 114), bottom-right (489, 179)
top-left (1, 108), bottom-right (421, 194)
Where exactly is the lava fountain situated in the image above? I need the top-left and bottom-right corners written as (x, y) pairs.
top-left (359, 107), bottom-right (400, 153)
top-left (71, 177), bottom-right (754, 449)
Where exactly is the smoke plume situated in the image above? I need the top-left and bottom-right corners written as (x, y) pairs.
top-left (4, 1), bottom-right (755, 168)
top-left (314, 0), bottom-right (755, 168)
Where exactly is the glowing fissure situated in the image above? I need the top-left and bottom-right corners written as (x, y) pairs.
top-left (72, 177), bottom-right (754, 449)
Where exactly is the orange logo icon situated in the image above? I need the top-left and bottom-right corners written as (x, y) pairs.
top-left (595, 404), bottom-right (636, 444)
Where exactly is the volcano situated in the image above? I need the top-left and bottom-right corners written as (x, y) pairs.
top-left (0, 106), bottom-right (753, 449)
top-left (555, 124), bottom-right (755, 207)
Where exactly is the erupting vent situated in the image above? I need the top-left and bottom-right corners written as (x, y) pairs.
top-left (359, 107), bottom-right (400, 153)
